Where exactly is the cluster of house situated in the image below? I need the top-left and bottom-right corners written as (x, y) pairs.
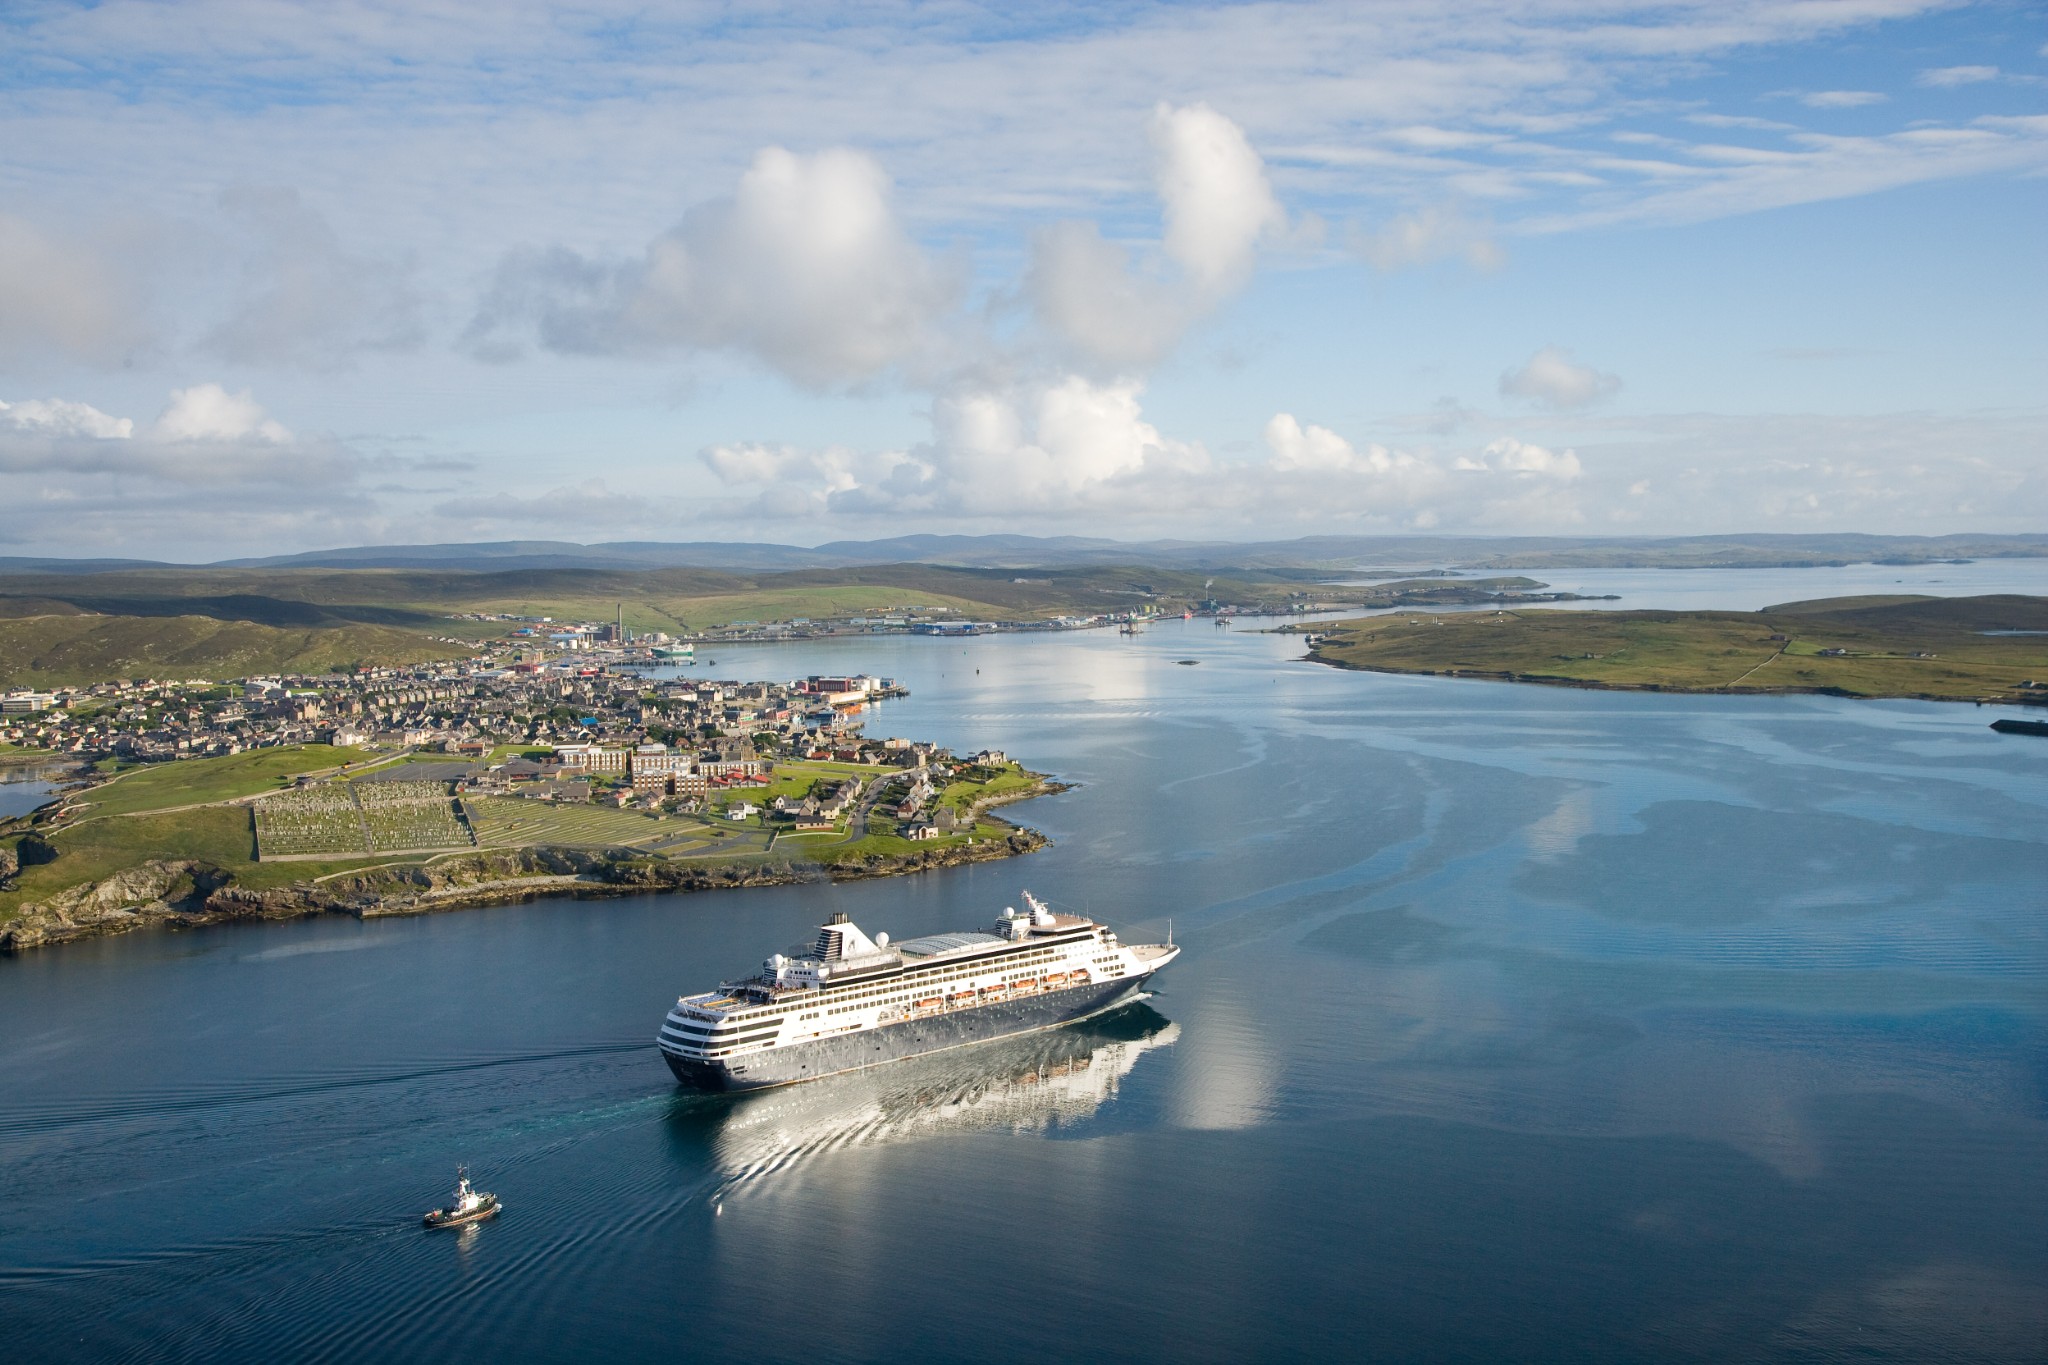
top-left (0, 660), bottom-right (903, 767)
top-left (549, 741), bottom-right (769, 799)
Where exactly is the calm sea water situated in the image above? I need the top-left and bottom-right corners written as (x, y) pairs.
top-left (0, 775), bottom-right (57, 821)
top-left (3, 569), bottom-right (2046, 1363)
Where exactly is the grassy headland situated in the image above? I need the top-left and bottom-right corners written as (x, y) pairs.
top-left (1304, 594), bottom-right (2048, 702)
top-left (0, 744), bottom-right (1059, 951)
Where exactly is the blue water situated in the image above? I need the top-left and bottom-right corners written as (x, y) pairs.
top-left (3, 570), bottom-right (2046, 1362)
top-left (0, 776), bottom-right (56, 821)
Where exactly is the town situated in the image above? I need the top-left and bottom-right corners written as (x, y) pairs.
top-left (8, 650), bottom-right (1040, 834)
top-left (2, 629), bottom-right (1054, 955)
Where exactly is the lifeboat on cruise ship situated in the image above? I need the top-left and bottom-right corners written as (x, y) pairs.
top-left (1043, 972), bottom-right (1068, 988)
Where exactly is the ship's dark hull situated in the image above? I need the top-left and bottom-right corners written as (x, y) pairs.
top-left (663, 975), bottom-right (1153, 1091)
top-left (422, 1196), bottom-right (499, 1229)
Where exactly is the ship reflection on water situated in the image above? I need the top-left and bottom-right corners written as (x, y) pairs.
top-left (663, 1002), bottom-right (1177, 1189)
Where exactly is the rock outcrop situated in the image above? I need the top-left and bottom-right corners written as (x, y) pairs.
top-left (0, 860), bottom-right (233, 951)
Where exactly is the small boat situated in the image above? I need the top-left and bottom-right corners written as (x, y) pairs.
top-left (422, 1167), bottom-right (500, 1229)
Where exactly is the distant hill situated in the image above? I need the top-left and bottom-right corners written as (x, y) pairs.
top-left (9, 531), bottom-right (2046, 576)
top-left (0, 614), bottom-right (473, 688)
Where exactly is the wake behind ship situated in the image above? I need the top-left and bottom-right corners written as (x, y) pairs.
top-left (658, 893), bottom-right (1179, 1091)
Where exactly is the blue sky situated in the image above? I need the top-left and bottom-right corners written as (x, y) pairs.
top-left (1, 0), bottom-right (2043, 557)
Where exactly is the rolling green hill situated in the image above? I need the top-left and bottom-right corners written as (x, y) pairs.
top-left (0, 614), bottom-right (474, 688)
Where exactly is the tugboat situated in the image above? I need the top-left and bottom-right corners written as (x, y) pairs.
top-left (422, 1167), bottom-right (500, 1229)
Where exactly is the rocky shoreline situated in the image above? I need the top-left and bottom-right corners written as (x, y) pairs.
top-left (0, 821), bottom-right (1052, 953)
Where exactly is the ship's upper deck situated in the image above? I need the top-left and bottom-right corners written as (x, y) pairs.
top-left (677, 898), bottom-right (1108, 1018)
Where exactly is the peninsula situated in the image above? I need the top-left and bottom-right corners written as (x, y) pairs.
top-left (0, 664), bottom-right (1060, 952)
top-left (1301, 594), bottom-right (2048, 704)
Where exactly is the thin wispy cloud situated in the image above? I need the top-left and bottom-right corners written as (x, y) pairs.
top-left (1918, 64), bottom-right (2000, 87)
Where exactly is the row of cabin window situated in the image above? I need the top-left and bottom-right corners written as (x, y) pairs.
top-left (754, 940), bottom-right (1091, 1020)
top-left (818, 945), bottom-right (1066, 1005)
top-left (825, 964), bottom-right (1091, 1016)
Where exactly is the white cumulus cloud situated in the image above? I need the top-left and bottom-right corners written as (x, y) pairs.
top-left (1151, 102), bottom-right (1287, 294)
top-left (1499, 346), bottom-right (1621, 410)
top-left (151, 383), bottom-right (292, 443)
top-left (704, 375), bottom-right (1205, 519)
top-left (0, 397), bottom-right (135, 440)
top-left (0, 384), bottom-right (339, 495)
top-left (1030, 103), bottom-right (1285, 369)
top-left (1456, 437), bottom-right (1583, 479)
top-left (465, 147), bottom-right (958, 388)
top-left (1265, 413), bottom-right (1413, 475)
top-left (1800, 90), bottom-right (1887, 108)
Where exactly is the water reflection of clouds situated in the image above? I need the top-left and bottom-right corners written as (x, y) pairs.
top-left (1520, 788), bottom-right (1598, 863)
top-left (1276, 901), bottom-right (2045, 1181)
top-left (1167, 981), bottom-right (1278, 1132)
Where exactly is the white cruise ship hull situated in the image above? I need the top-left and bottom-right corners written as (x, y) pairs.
top-left (663, 974), bottom-right (1154, 1092)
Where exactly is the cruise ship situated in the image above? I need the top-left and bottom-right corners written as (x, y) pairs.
top-left (658, 892), bottom-right (1179, 1090)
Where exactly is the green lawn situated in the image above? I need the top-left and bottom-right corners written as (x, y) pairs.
top-left (2, 806), bottom-right (254, 917)
top-left (484, 744), bottom-right (555, 764)
top-left (751, 758), bottom-right (878, 804)
top-left (76, 745), bottom-right (369, 818)
top-left (938, 763), bottom-right (1035, 812)
top-left (0, 799), bottom-right (456, 921)
top-left (804, 816), bottom-right (1011, 865)
top-left (464, 796), bottom-right (672, 849)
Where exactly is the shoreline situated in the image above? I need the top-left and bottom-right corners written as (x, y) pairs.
top-left (0, 778), bottom-right (1070, 955)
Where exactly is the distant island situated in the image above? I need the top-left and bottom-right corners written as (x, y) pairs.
top-left (1299, 594), bottom-right (2048, 704)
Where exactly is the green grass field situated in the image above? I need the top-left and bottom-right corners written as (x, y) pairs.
top-left (464, 796), bottom-right (671, 849)
top-left (77, 745), bottom-right (368, 818)
top-left (1309, 595), bottom-right (2048, 701)
top-left (938, 763), bottom-right (1035, 812)
top-left (808, 819), bottom-right (1011, 865)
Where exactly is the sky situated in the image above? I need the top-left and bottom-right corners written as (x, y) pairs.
top-left (1, 0), bottom-right (2044, 559)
